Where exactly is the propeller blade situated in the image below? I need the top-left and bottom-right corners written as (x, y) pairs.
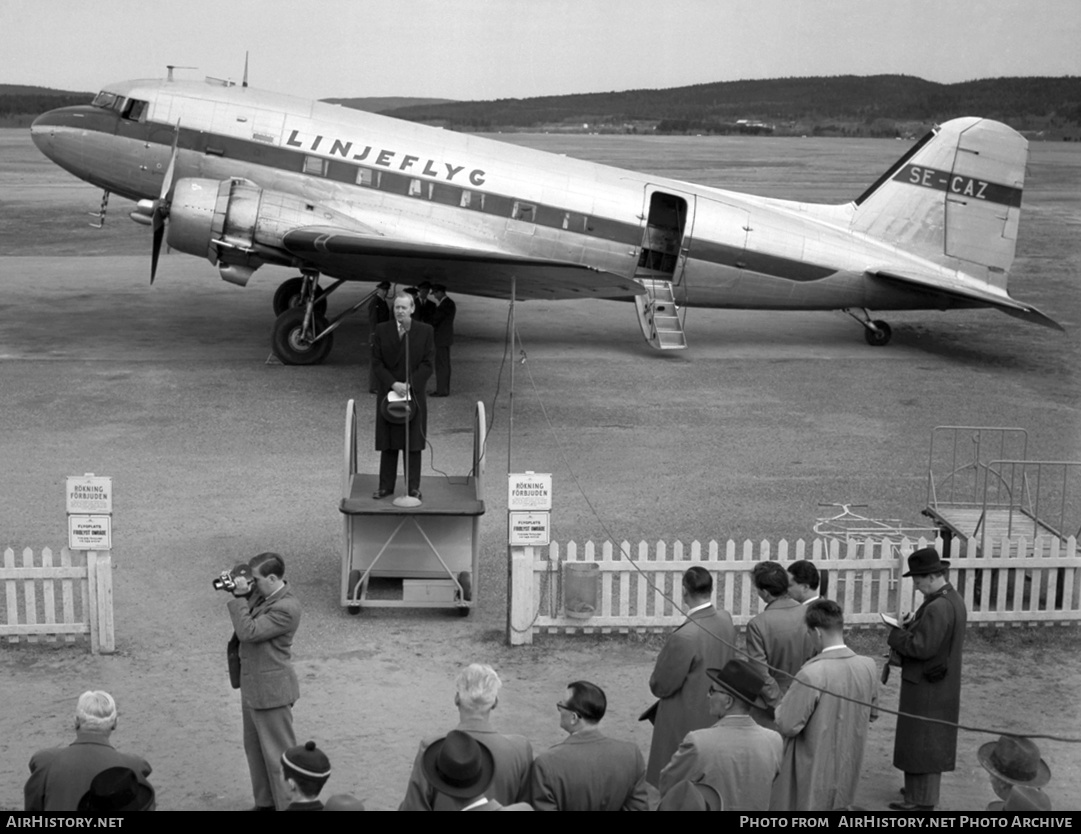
top-left (150, 122), bottom-right (180, 284)
top-left (160, 123), bottom-right (179, 201)
top-left (151, 210), bottom-right (164, 284)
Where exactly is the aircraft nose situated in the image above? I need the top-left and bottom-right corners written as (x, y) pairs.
top-left (30, 111), bottom-right (54, 155)
top-left (30, 106), bottom-right (86, 160)
top-left (29, 105), bottom-right (114, 174)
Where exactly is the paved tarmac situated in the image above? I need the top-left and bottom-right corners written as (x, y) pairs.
top-left (3, 127), bottom-right (1080, 810)
top-left (0, 241), bottom-right (1078, 809)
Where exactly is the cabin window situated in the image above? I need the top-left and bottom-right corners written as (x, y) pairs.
top-left (563, 212), bottom-right (588, 231)
top-left (356, 168), bottom-right (375, 187)
top-left (430, 182), bottom-right (459, 206)
top-left (122, 99), bottom-right (148, 122)
top-left (303, 155), bottom-right (328, 176)
top-left (408, 179), bottom-right (424, 198)
top-left (512, 201), bottom-right (536, 223)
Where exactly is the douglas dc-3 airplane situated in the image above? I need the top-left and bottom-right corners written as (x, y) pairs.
top-left (31, 70), bottom-right (1062, 364)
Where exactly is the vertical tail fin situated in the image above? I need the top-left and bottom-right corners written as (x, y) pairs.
top-left (852, 118), bottom-right (1028, 291)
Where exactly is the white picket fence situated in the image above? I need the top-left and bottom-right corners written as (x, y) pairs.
top-left (508, 536), bottom-right (1080, 644)
top-left (1, 547), bottom-right (115, 653)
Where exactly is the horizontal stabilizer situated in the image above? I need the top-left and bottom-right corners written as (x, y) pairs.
top-left (282, 227), bottom-right (644, 300)
top-left (871, 269), bottom-right (1063, 331)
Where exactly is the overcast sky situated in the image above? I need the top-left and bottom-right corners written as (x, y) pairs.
top-left (2, 0), bottom-right (1078, 100)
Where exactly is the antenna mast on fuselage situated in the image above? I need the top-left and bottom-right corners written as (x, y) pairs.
top-left (165, 65), bottom-right (197, 82)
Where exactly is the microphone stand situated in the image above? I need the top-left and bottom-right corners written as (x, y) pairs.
top-left (394, 319), bottom-right (421, 508)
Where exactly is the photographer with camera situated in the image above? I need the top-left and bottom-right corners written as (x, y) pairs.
top-left (222, 552), bottom-right (302, 811)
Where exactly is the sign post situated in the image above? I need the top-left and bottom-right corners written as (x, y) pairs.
top-left (507, 472), bottom-right (552, 645)
top-left (66, 474), bottom-right (114, 653)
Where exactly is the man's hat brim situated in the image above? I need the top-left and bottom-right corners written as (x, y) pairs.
top-left (706, 666), bottom-right (769, 710)
top-left (977, 741), bottom-right (1052, 787)
top-left (903, 560), bottom-right (951, 576)
top-left (380, 392), bottom-right (414, 425)
top-left (421, 733), bottom-right (496, 799)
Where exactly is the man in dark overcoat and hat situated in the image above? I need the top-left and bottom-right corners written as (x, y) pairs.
top-left (886, 547), bottom-right (967, 812)
top-left (371, 292), bottom-right (434, 499)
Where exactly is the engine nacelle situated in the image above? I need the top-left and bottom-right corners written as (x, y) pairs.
top-left (167, 177), bottom-right (363, 286)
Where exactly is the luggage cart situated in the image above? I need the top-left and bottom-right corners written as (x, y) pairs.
top-left (814, 502), bottom-right (938, 548)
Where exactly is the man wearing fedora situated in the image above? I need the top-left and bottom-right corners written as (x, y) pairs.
top-left (400, 663), bottom-right (533, 811)
top-left (978, 735), bottom-right (1052, 811)
top-left (886, 546), bottom-right (967, 812)
top-left (658, 659), bottom-right (782, 812)
top-left (645, 566), bottom-right (735, 786)
top-left (529, 680), bottom-right (648, 811)
top-left (371, 291), bottom-right (435, 499)
top-left (421, 730), bottom-right (532, 811)
top-left (770, 600), bottom-right (879, 811)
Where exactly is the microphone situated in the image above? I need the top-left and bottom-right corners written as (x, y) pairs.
top-left (400, 317), bottom-right (412, 333)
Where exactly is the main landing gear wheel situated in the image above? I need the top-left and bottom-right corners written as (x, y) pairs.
top-left (864, 320), bottom-right (892, 347)
top-left (272, 308), bottom-right (333, 365)
top-left (273, 276), bottom-right (328, 317)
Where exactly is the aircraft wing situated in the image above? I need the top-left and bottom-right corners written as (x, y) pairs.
top-left (281, 227), bottom-right (645, 300)
top-left (869, 269), bottom-right (1064, 331)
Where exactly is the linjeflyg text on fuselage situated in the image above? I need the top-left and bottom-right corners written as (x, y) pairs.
top-left (284, 128), bottom-right (487, 186)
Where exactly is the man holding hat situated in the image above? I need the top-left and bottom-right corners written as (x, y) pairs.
top-left (886, 546), bottom-right (967, 812)
top-left (978, 735), bottom-right (1052, 811)
top-left (421, 730), bottom-right (532, 811)
top-left (658, 659), bottom-right (782, 812)
top-left (371, 292), bottom-right (435, 499)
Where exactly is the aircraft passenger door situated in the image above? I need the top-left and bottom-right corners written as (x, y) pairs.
top-left (636, 187), bottom-right (696, 287)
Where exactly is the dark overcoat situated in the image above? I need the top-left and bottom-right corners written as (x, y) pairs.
top-left (887, 582), bottom-right (966, 773)
top-left (367, 293), bottom-right (389, 331)
top-left (372, 319), bottom-right (434, 451)
top-left (646, 603), bottom-right (735, 785)
top-left (430, 296), bottom-right (456, 347)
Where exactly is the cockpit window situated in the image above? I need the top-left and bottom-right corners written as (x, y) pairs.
top-left (91, 91), bottom-right (120, 110)
top-left (123, 99), bottom-right (148, 122)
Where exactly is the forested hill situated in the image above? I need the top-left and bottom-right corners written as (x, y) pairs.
top-left (380, 75), bottom-right (1081, 136)
top-left (5, 76), bottom-right (1080, 137)
top-left (0, 85), bottom-right (92, 125)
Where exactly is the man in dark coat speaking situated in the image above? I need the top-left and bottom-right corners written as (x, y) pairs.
top-left (371, 292), bottom-right (435, 499)
top-left (886, 547), bottom-right (967, 812)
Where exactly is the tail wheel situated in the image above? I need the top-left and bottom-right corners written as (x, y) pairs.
top-left (864, 320), bottom-right (892, 346)
top-left (272, 308), bottom-right (333, 365)
top-left (273, 276), bottom-right (328, 317)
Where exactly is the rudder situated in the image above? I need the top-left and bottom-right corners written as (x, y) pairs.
top-left (852, 118), bottom-right (1028, 291)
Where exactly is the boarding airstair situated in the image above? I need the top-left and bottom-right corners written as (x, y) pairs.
top-left (633, 278), bottom-right (687, 350)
